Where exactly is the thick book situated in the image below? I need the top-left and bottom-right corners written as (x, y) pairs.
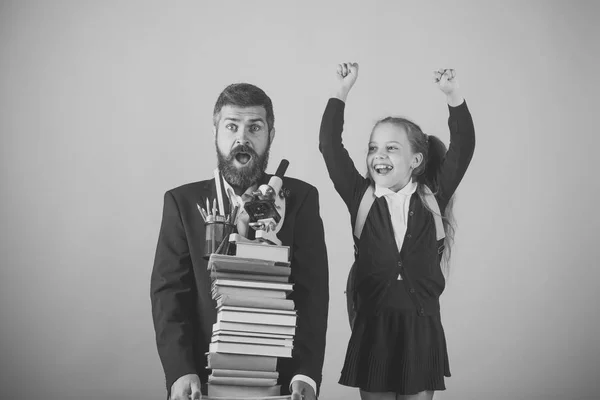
top-left (210, 271), bottom-right (290, 283)
top-left (207, 384), bottom-right (281, 398)
top-left (213, 321), bottom-right (296, 336)
top-left (216, 309), bottom-right (297, 327)
top-left (209, 341), bottom-right (292, 358)
top-left (212, 329), bottom-right (293, 341)
top-left (210, 369), bottom-right (278, 380)
top-left (206, 352), bottom-right (277, 372)
top-left (213, 279), bottom-right (293, 293)
top-left (218, 305), bottom-right (296, 316)
top-left (215, 294), bottom-right (295, 311)
top-left (203, 396), bottom-right (290, 400)
top-left (212, 333), bottom-right (293, 347)
top-left (212, 285), bottom-right (288, 300)
top-left (208, 254), bottom-right (291, 276)
top-left (235, 241), bottom-right (290, 263)
top-left (208, 375), bottom-right (278, 387)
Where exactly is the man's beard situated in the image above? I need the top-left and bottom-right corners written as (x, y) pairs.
top-left (217, 143), bottom-right (270, 190)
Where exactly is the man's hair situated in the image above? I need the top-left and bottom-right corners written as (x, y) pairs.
top-left (213, 83), bottom-right (275, 132)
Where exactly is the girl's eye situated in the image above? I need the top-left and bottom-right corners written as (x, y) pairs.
top-left (368, 146), bottom-right (376, 152)
top-left (387, 146), bottom-right (397, 151)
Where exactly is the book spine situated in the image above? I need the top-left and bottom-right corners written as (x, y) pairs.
top-left (217, 311), bottom-right (297, 327)
top-left (210, 342), bottom-right (292, 358)
top-left (208, 376), bottom-right (277, 387)
top-left (206, 352), bottom-right (277, 371)
top-left (210, 271), bottom-right (290, 282)
top-left (215, 279), bottom-right (293, 291)
top-left (218, 295), bottom-right (295, 311)
top-left (210, 369), bottom-right (278, 379)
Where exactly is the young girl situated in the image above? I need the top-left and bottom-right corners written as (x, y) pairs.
top-left (319, 63), bottom-right (475, 400)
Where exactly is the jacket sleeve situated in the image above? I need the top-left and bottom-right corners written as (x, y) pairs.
top-left (150, 190), bottom-right (199, 396)
top-left (318, 97), bottom-right (369, 215)
top-left (437, 100), bottom-right (476, 207)
top-left (285, 186), bottom-right (329, 395)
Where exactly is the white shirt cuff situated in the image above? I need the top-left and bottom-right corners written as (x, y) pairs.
top-left (290, 374), bottom-right (317, 396)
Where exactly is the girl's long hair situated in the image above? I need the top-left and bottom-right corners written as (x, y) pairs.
top-left (370, 117), bottom-right (456, 274)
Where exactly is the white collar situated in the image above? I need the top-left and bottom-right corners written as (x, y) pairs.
top-left (374, 179), bottom-right (418, 198)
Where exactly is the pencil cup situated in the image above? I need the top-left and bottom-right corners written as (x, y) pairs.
top-left (203, 216), bottom-right (235, 260)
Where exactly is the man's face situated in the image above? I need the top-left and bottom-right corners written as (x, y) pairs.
top-left (214, 105), bottom-right (275, 190)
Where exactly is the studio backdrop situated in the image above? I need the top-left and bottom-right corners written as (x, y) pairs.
top-left (1, 1), bottom-right (598, 400)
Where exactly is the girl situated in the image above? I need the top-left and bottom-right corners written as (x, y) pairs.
top-left (319, 63), bottom-right (475, 400)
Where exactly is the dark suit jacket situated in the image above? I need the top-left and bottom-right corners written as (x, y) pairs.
top-left (150, 173), bottom-right (329, 398)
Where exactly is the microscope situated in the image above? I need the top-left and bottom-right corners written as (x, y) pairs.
top-left (230, 159), bottom-right (289, 246)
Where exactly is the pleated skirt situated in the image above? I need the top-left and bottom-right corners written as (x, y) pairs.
top-left (339, 280), bottom-right (451, 394)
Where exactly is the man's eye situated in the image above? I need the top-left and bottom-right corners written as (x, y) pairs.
top-left (251, 125), bottom-right (262, 132)
top-left (226, 124), bottom-right (237, 131)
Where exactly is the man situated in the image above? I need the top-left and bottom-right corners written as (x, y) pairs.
top-left (151, 83), bottom-right (329, 400)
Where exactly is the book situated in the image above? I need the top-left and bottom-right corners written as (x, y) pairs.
top-left (218, 305), bottom-right (296, 316)
top-left (203, 396), bottom-right (290, 400)
top-left (215, 294), bottom-right (295, 311)
top-left (207, 384), bottom-right (281, 398)
top-left (212, 333), bottom-right (293, 347)
top-left (213, 279), bottom-right (293, 293)
top-left (210, 271), bottom-right (290, 283)
top-left (209, 341), bottom-right (293, 358)
top-left (212, 285), bottom-right (288, 300)
top-left (212, 329), bottom-right (293, 340)
top-left (216, 309), bottom-right (297, 327)
top-left (208, 375), bottom-right (278, 387)
top-left (213, 321), bottom-right (295, 336)
top-left (206, 352), bottom-right (277, 372)
top-left (210, 369), bottom-right (279, 379)
top-left (208, 254), bottom-right (291, 276)
top-left (235, 241), bottom-right (290, 263)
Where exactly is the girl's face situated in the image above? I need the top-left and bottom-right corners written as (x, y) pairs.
top-left (367, 122), bottom-right (422, 192)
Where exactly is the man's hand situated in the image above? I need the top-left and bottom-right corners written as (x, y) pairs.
top-left (170, 374), bottom-right (201, 400)
top-left (291, 380), bottom-right (317, 400)
top-left (334, 62), bottom-right (359, 102)
top-left (433, 68), bottom-right (464, 107)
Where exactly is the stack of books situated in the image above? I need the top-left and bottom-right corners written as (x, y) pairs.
top-left (205, 241), bottom-right (296, 399)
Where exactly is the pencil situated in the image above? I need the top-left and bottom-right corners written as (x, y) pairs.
top-left (230, 205), bottom-right (239, 225)
top-left (196, 203), bottom-right (206, 222)
top-left (214, 169), bottom-right (225, 216)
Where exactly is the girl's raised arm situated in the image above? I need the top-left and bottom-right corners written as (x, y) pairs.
top-left (319, 62), bottom-right (369, 211)
top-left (433, 69), bottom-right (476, 208)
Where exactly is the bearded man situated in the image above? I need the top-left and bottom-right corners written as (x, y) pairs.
top-left (151, 83), bottom-right (329, 400)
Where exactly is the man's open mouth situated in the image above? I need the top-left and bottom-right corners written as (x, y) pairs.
top-left (235, 152), bottom-right (252, 165)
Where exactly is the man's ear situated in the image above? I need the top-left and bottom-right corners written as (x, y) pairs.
top-left (268, 127), bottom-right (276, 144)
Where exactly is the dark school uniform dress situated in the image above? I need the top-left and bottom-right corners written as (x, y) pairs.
top-left (318, 97), bottom-right (475, 394)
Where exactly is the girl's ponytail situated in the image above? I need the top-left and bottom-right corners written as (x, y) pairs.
top-left (422, 135), bottom-right (445, 190)
top-left (417, 134), bottom-right (456, 275)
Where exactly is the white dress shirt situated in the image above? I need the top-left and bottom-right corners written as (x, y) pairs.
top-left (374, 179), bottom-right (418, 280)
top-left (220, 172), bottom-right (317, 395)
top-left (219, 174), bottom-right (256, 237)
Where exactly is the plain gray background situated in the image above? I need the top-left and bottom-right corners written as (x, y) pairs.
top-left (1, 1), bottom-right (599, 399)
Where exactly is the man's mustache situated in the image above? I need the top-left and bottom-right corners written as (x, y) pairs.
top-left (229, 144), bottom-right (258, 158)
